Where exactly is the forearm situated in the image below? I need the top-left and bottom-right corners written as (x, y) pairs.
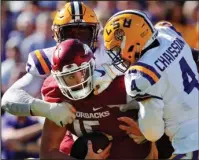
top-left (1, 73), bottom-right (44, 116)
top-left (138, 101), bottom-right (164, 142)
top-left (1, 88), bottom-right (33, 116)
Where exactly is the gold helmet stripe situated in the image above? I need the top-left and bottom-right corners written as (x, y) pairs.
top-left (70, 1), bottom-right (83, 21)
top-left (108, 10), bottom-right (155, 33)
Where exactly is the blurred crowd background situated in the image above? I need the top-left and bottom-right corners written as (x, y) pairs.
top-left (1, 1), bottom-right (199, 159)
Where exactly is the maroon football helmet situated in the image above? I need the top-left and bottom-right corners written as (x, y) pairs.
top-left (51, 39), bottom-right (95, 100)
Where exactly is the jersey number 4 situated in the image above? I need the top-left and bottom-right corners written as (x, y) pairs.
top-left (179, 57), bottom-right (199, 94)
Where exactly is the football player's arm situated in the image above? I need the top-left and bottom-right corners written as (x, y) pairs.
top-left (40, 118), bottom-right (75, 159)
top-left (1, 72), bottom-right (45, 116)
top-left (138, 98), bottom-right (164, 142)
top-left (125, 70), bottom-right (164, 142)
top-left (1, 51), bottom-right (76, 127)
top-left (1, 50), bottom-right (49, 116)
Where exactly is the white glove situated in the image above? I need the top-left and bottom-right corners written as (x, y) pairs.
top-left (93, 64), bottom-right (117, 95)
top-left (31, 99), bottom-right (76, 127)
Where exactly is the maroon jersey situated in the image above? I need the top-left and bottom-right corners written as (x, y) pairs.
top-left (42, 75), bottom-right (151, 159)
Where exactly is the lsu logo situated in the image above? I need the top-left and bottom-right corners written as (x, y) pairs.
top-left (114, 29), bottom-right (125, 41)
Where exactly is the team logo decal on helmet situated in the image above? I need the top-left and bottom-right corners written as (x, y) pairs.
top-left (114, 29), bottom-right (125, 41)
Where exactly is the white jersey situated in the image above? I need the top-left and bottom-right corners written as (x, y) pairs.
top-left (125, 23), bottom-right (199, 154)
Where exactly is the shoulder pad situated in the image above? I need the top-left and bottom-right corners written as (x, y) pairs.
top-left (155, 21), bottom-right (173, 28)
top-left (155, 21), bottom-right (182, 37)
top-left (26, 49), bottom-right (52, 77)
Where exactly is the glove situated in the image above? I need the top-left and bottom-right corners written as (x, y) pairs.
top-left (31, 99), bottom-right (76, 127)
top-left (93, 64), bottom-right (117, 95)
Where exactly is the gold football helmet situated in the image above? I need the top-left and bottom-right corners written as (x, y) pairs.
top-left (103, 10), bottom-right (158, 72)
top-left (52, 1), bottom-right (100, 51)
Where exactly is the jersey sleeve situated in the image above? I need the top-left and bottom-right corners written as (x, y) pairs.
top-left (1, 72), bottom-right (46, 116)
top-left (41, 76), bottom-right (65, 103)
top-left (26, 49), bottom-right (52, 77)
top-left (125, 62), bottom-right (165, 141)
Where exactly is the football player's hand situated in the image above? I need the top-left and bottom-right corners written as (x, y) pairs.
top-left (46, 102), bottom-right (76, 127)
top-left (85, 140), bottom-right (112, 159)
top-left (93, 64), bottom-right (116, 95)
top-left (118, 117), bottom-right (147, 144)
top-left (31, 99), bottom-right (76, 127)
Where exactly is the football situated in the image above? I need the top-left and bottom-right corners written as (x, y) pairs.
top-left (70, 132), bottom-right (111, 159)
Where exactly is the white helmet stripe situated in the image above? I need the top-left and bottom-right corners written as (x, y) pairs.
top-left (73, 1), bottom-right (80, 21)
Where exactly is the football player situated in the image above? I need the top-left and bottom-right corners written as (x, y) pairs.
top-left (40, 39), bottom-right (158, 159)
top-left (1, 1), bottom-right (122, 157)
top-left (1, 1), bottom-right (120, 128)
top-left (97, 10), bottom-right (199, 159)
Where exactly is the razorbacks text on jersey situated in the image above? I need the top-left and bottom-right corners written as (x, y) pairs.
top-left (25, 36), bottom-right (112, 77)
top-left (125, 22), bottom-right (199, 154)
top-left (41, 75), bottom-right (152, 159)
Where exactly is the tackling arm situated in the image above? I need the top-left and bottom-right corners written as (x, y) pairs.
top-left (1, 73), bottom-right (44, 116)
top-left (125, 65), bottom-right (165, 142)
top-left (138, 98), bottom-right (164, 142)
top-left (1, 72), bottom-right (76, 128)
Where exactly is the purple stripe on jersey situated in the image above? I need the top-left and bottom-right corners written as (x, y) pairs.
top-left (30, 51), bottom-right (45, 75)
top-left (193, 150), bottom-right (199, 160)
top-left (136, 62), bottom-right (161, 79)
top-left (133, 93), bottom-right (163, 102)
top-left (129, 68), bottom-right (156, 85)
top-left (173, 153), bottom-right (186, 160)
top-left (140, 71), bottom-right (156, 85)
top-left (135, 96), bottom-right (151, 102)
top-left (39, 49), bottom-right (52, 70)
